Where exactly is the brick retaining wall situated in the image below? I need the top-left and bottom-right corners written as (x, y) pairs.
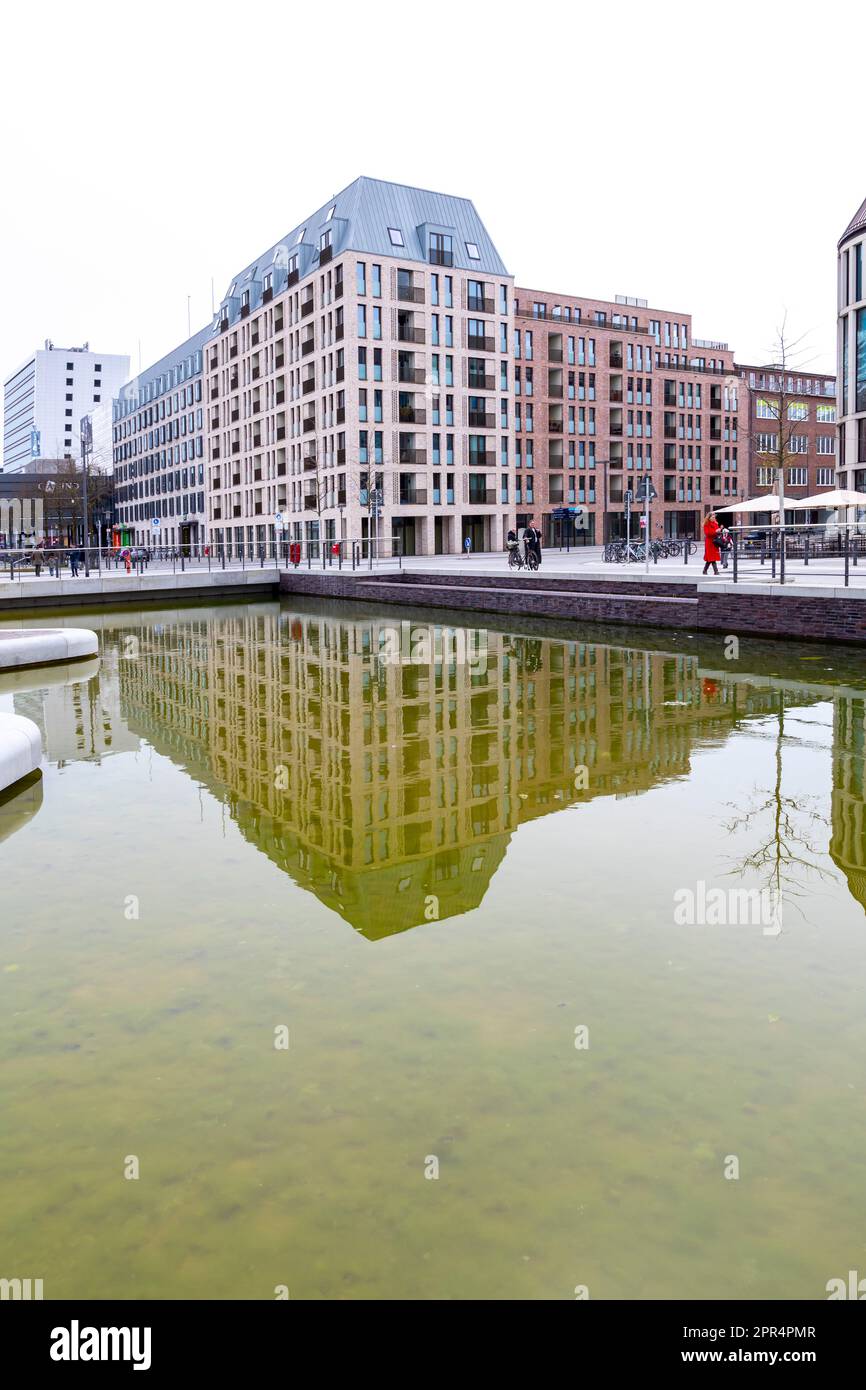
top-left (279, 570), bottom-right (866, 644)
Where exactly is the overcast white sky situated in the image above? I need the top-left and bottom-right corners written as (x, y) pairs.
top-left (2, 0), bottom-right (861, 422)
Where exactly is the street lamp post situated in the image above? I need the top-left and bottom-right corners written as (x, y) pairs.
top-left (80, 415), bottom-right (92, 577)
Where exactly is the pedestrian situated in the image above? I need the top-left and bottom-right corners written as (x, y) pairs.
top-left (717, 523), bottom-right (733, 570)
top-left (31, 541), bottom-right (45, 576)
top-left (464, 534), bottom-right (472, 557)
top-left (69, 547), bottom-right (81, 577)
top-left (123, 547), bottom-right (132, 574)
top-left (703, 514), bottom-right (722, 576)
top-left (524, 518), bottom-right (543, 569)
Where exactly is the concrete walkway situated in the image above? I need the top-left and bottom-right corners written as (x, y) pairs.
top-left (0, 627), bottom-right (98, 669)
top-left (0, 712), bottom-right (41, 795)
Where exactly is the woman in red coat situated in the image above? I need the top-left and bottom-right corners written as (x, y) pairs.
top-left (703, 515), bottom-right (722, 575)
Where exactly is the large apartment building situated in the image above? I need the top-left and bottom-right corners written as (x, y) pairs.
top-left (512, 288), bottom-right (740, 543)
top-left (107, 177), bottom-right (846, 554)
top-left (203, 177), bottom-right (514, 557)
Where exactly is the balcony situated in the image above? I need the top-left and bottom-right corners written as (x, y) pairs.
top-left (303, 456), bottom-right (318, 471)
top-left (398, 364), bottom-right (427, 384)
top-left (467, 295), bottom-right (494, 314)
top-left (399, 407), bottom-right (426, 424)
top-left (230, 344), bottom-right (238, 359)
top-left (212, 507), bottom-right (222, 520)
top-left (262, 286), bottom-right (273, 304)
top-left (240, 304), bottom-right (250, 319)
top-left (468, 373), bottom-right (494, 391)
top-left (337, 448), bottom-right (346, 464)
top-left (302, 338), bottom-right (314, 356)
top-left (303, 377), bottom-right (315, 395)
top-left (337, 489), bottom-right (347, 505)
top-left (275, 390), bottom-right (285, 405)
top-left (468, 411), bottom-right (495, 428)
top-left (301, 297), bottom-right (314, 317)
top-left (398, 323), bottom-right (425, 344)
top-left (252, 402), bottom-right (261, 415)
top-left (336, 406), bottom-right (345, 424)
top-left (287, 268), bottom-right (299, 288)
top-left (549, 420), bottom-right (564, 433)
top-left (210, 386), bottom-right (218, 400)
top-left (398, 490), bottom-right (428, 506)
top-left (219, 317), bottom-right (229, 333)
top-left (231, 408), bottom-right (239, 423)
top-left (334, 276), bottom-right (344, 300)
top-left (303, 416), bottom-right (316, 433)
top-left (610, 389), bottom-right (624, 403)
top-left (548, 346), bottom-right (564, 363)
top-left (398, 284), bottom-right (425, 303)
top-left (399, 447), bottom-right (427, 465)
top-left (467, 334), bottom-right (494, 352)
top-left (212, 445), bottom-right (221, 459)
top-left (610, 423), bottom-right (623, 436)
top-left (319, 244), bottom-right (333, 265)
top-left (429, 247), bottom-right (453, 267)
top-left (252, 365), bottom-right (260, 380)
top-left (231, 441), bottom-right (240, 455)
top-left (548, 383), bottom-right (564, 398)
top-left (335, 324), bottom-right (344, 341)
top-left (469, 451), bottom-right (497, 467)
top-left (303, 493), bottom-right (318, 510)
top-left (232, 474), bottom-right (241, 487)
top-left (276, 426), bottom-right (286, 440)
top-left (468, 489), bottom-right (497, 505)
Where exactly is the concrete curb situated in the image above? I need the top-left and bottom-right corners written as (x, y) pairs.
top-left (0, 712), bottom-right (42, 794)
top-left (0, 627), bottom-right (98, 670)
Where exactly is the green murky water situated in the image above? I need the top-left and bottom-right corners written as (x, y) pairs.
top-left (1, 598), bottom-right (865, 1300)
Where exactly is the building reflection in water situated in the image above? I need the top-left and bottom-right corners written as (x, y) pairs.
top-left (9, 604), bottom-right (865, 931)
top-left (112, 604), bottom-right (852, 938)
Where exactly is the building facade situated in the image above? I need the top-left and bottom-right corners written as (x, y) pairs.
top-left (2, 342), bottom-right (129, 474)
top-left (203, 177), bottom-right (515, 558)
top-left (512, 288), bottom-right (740, 543)
top-left (837, 196), bottom-right (866, 494)
top-left (112, 330), bottom-right (209, 548)
top-left (737, 364), bottom-right (837, 506)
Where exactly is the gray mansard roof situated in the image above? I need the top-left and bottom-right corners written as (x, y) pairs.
top-left (215, 176), bottom-right (510, 326)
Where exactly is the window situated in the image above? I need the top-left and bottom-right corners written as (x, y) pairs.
top-left (756, 433), bottom-right (778, 453)
top-left (789, 435), bottom-right (808, 453)
top-left (787, 467), bottom-right (807, 486)
top-left (319, 229), bottom-right (332, 252)
top-left (295, 227), bottom-right (306, 244)
top-left (326, 204), bottom-right (336, 221)
top-left (816, 467), bottom-right (835, 486)
top-left (816, 403), bottom-right (836, 423)
top-left (816, 435), bottom-right (835, 455)
top-left (429, 232), bottom-right (453, 266)
top-left (756, 398), bottom-right (779, 419)
top-left (357, 261), bottom-right (366, 295)
top-left (466, 242), bottom-right (480, 259)
top-left (787, 401), bottom-right (808, 421)
top-left (388, 227), bottom-right (404, 247)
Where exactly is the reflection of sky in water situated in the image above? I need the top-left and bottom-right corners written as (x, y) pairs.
top-left (1, 600), bottom-right (865, 1300)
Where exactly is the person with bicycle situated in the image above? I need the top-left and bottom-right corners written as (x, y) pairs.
top-left (524, 518), bottom-right (542, 570)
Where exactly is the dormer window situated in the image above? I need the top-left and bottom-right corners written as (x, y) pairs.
top-left (388, 227), bottom-right (405, 247)
top-left (320, 229), bottom-right (332, 251)
top-left (429, 233), bottom-right (453, 267)
top-left (466, 242), bottom-right (480, 260)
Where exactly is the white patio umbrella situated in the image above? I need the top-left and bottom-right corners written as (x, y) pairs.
top-left (789, 488), bottom-right (866, 509)
top-left (713, 494), bottom-right (789, 515)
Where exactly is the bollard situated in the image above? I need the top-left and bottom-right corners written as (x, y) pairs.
top-left (771, 532), bottom-right (776, 581)
top-left (732, 531), bottom-right (738, 583)
top-left (780, 531), bottom-right (785, 585)
top-left (844, 529), bottom-right (850, 586)
top-left (804, 535), bottom-right (810, 567)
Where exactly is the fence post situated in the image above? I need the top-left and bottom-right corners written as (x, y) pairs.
top-left (804, 534), bottom-right (810, 567)
top-left (843, 527), bottom-right (849, 586)
top-left (780, 529), bottom-right (785, 585)
top-left (732, 531), bottom-right (738, 583)
top-left (770, 531), bottom-right (776, 581)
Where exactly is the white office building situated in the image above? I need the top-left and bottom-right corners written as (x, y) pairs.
top-left (2, 341), bottom-right (129, 474)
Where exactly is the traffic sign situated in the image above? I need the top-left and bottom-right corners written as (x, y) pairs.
top-left (151, 517), bottom-right (161, 529)
top-left (635, 478), bottom-right (658, 502)
top-left (273, 512), bottom-right (284, 528)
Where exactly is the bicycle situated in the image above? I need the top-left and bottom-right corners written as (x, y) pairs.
top-left (506, 545), bottom-right (539, 571)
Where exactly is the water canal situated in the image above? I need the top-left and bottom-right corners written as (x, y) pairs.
top-left (1, 598), bottom-right (864, 1299)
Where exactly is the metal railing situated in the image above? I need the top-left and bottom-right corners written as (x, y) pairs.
top-left (724, 521), bottom-right (866, 586)
top-left (0, 537), bottom-right (405, 583)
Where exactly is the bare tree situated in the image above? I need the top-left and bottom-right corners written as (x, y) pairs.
top-left (740, 315), bottom-right (817, 545)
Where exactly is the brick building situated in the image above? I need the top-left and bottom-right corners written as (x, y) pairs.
top-left (737, 363), bottom-right (837, 511)
top-left (512, 288), bottom-right (740, 544)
